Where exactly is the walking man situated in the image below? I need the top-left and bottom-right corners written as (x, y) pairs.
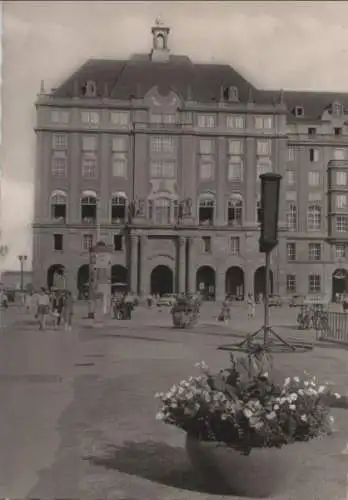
top-left (247, 293), bottom-right (256, 320)
top-left (37, 288), bottom-right (50, 330)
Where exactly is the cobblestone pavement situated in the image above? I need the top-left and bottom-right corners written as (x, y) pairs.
top-left (1, 303), bottom-right (348, 499)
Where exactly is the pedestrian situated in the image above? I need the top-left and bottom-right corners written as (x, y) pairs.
top-left (247, 293), bottom-right (255, 320)
top-left (36, 287), bottom-right (50, 330)
top-left (63, 291), bottom-right (74, 331)
top-left (25, 291), bottom-right (33, 314)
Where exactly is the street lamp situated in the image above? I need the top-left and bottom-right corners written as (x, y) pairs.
top-left (18, 254), bottom-right (27, 291)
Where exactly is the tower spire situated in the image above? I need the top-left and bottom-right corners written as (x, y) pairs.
top-left (151, 19), bottom-right (170, 62)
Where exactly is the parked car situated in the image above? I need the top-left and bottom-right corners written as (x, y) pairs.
top-left (289, 294), bottom-right (305, 307)
top-left (268, 294), bottom-right (283, 307)
top-left (157, 294), bottom-right (177, 307)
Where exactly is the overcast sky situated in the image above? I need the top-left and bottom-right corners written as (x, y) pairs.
top-left (3, 0), bottom-right (348, 270)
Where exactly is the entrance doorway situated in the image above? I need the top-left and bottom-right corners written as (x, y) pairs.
top-left (77, 264), bottom-right (90, 299)
top-left (111, 265), bottom-right (128, 294)
top-left (196, 266), bottom-right (216, 300)
top-left (150, 265), bottom-right (173, 296)
top-left (225, 267), bottom-right (244, 299)
top-left (332, 268), bottom-right (348, 301)
top-left (254, 266), bottom-right (274, 298)
top-left (47, 264), bottom-right (65, 290)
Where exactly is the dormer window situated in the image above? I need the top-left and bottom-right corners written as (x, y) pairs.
top-left (294, 106), bottom-right (304, 117)
top-left (81, 80), bottom-right (97, 97)
top-left (308, 127), bottom-right (316, 136)
top-left (334, 127), bottom-right (342, 136)
top-left (332, 101), bottom-right (343, 116)
top-left (223, 86), bottom-right (239, 102)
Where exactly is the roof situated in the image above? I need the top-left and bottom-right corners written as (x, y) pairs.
top-left (50, 53), bottom-right (348, 118)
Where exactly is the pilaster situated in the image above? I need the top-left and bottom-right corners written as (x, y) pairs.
top-left (130, 234), bottom-right (139, 293)
top-left (139, 235), bottom-right (148, 296)
top-left (178, 236), bottom-right (186, 293)
top-left (187, 237), bottom-right (196, 293)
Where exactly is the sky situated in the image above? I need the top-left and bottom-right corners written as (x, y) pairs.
top-left (3, 0), bottom-right (348, 270)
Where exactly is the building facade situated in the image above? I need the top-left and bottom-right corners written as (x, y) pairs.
top-left (33, 22), bottom-right (348, 300)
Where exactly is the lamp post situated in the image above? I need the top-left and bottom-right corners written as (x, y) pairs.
top-left (18, 254), bottom-right (27, 291)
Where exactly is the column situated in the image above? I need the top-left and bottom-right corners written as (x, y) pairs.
top-left (139, 235), bottom-right (148, 296)
top-left (130, 234), bottom-right (138, 293)
top-left (187, 237), bottom-right (196, 293)
top-left (215, 269), bottom-right (225, 302)
top-left (178, 236), bottom-right (186, 293)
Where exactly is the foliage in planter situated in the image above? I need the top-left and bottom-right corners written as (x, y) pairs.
top-left (155, 350), bottom-right (340, 455)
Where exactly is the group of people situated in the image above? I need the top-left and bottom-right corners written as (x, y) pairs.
top-left (27, 288), bottom-right (74, 331)
top-left (218, 293), bottom-right (256, 323)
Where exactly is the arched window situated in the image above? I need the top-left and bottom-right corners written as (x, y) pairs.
top-left (154, 198), bottom-right (172, 224)
top-left (227, 195), bottom-right (243, 226)
top-left (111, 192), bottom-right (127, 223)
top-left (287, 203), bottom-right (297, 232)
top-left (256, 158), bottom-right (272, 180)
top-left (156, 33), bottom-right (165, 50)
top-left (82, 80), bottom-right (97, 97)
top-left (50, 190), bottom-right (67, 222)
top-left (199, 193), bottom-right (215, 225)
top-left (307, 204), bottom-right (321, 231)
top-left (81, 191), bottom-right (97, 223)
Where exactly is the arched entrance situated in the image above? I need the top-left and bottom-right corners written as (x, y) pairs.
top-left (196, 266), bottom-right (216, 300)
top-left (47, 264), bottom-right (65, 290)
top-left (77, 264), bottom-right (89, 299)
top-left (150, 265), bottom-right (173, 296)
top-left (225, 267), bottom-right (244, 299)
top-left (111, 265), bottom-right (128, 294)
top-left (254, 266), bottom-right (274, 298)
top-left (332, 268), bottom-right (348, 301)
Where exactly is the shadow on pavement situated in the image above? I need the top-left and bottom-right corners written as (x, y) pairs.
top-left (88, 440), bottom-right (230, 495)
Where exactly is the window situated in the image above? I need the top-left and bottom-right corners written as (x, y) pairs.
top-left (336, 171), bottom-right (347, 186)
top-left (336, 215), bottom-right (348, 232)
top-left (308, 127), bottom-right (316, 136)
top-left (334, 127), bottom-right (342, 136)
top-left (228, 140), bottom-right (243, 155)
top-left (287, 242), bottom-right (296, 261)
top-left (336, 194), bottom-right (348, 209)
top-left (335, 244), bottom-right (346, 259)
top-left (199, 139), bottom-right (213, 155)
top-left (151, 136), bottom-right (175, 153)
top-left (257, 140), bottom-right (271, 156)
top-left (198, 196), bottom-right (215, 225)
top-left (82, 80), bottom-right (97, 97)
top-left (307, 205), bottom-right (321, 231)
top-left (53, 234), bottom-right (63, 251)
top-left (113, 234), bottom-right (123, 251)
top-left (82, 153), bottom-right (97, 178)
top-left (150, 160), bottom-right (176, 178)
top-left (197, 114), bottom-right (215, 128)
top-left (287, 203), bottom-right (297, 231)
top-left (288, 146), bottom-right (295, 161)
top-left (309, 243), bottom-right (321, 261)
top-left (154, 198), bottom-right (171, 224)
top-left (334, 148), bottom-right (346, 160)
top-left (201, 237), bottom-right (211, 253)
top-left (255, 115), bottom-right (273, 129)
top-left (51, 152), bottom-right (67, 177)
top-left (110, 111), bottom-right (130, 127)
top-left (83, 234), bottom-right (93, 250)
top-left (200, 160), bottom-right (214, 181)
top-left (332, 102), bottom-right (343, 116)
top-left (112, 155), bottom-right (127, 177)
top-left (111, 195), bottom-right (126, 223)
top-left (256, 159), bottom-right (272, 179)
top-left (309, 148), bottom-right (319, 162)
top-left (286, 170), bottom-right (296, 186)
top-left (51, 110), bottom-right (70, 124)
top-left (112, 136), bottom-right (127, 152)
top-left (223, 86), bottom-right (238, 101)
top-left (228, 158), bottom-right (243, 181)
top-left (52, 134), bottom-right (67, 149)
top-left (286, 274), bottom-right (296, 293)
top-left (230, 237), bottom-right (240, 256)
top-left (308, 274), bottom-right (321, 293)
top-left (81, 194), bottom-right (97, 223)
top-left (227, 197), bottom-right (243, 226)
top-left (81, 111), bottom-right (99, 125)
top-left (51, 192), bottom-right (67, 222)
top-left (294, 106), bottom-right (304, 117)
top-left (82, 135), bottom-right (97, 151)
top-left (150, 113), bottom-right (177, 125)
top-left (308, 171), bottom-right (320, 186)
top-left (226, 115), bottom-right (244, 129)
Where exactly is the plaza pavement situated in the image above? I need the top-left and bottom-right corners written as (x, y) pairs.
top-left (1, 302), bottom-right (348, 500)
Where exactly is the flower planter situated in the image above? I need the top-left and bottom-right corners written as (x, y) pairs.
top-left (185, 433), bottom-right (330, 498)
top-left (172, 308), bottom-right (198, 328)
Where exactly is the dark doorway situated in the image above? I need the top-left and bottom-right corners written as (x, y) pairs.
top-left (150, 265), bottom-right (173, 296)
top-left (254, 266), bottom-right (274, 298)
top-left (332, 269), bottom-right (348, 301)
top-left (111, 265), bottom-right (128, 294)
top-left (196, 266), bottom-right (216, 300)
top-left (47, 264), bottom-right (65, 290)
top-left (77, 264), bottom-right (90, 299)
top-left (225, 267), bottom-right (244, 299)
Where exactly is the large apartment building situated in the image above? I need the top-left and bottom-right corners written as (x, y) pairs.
top-left (33, 21), bottom-right (348, 300)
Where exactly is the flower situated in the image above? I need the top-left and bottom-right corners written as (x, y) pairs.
top-left (243, 408), bottom-right (253, 419)
top-left (273, 404), bottom-right (280, 410)
top-left (300, 414), bottom-right (308, 422)
top-left (266, 411), bottom-right (277, 420)
top-left (289, 404), bottom-right (296, 411)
